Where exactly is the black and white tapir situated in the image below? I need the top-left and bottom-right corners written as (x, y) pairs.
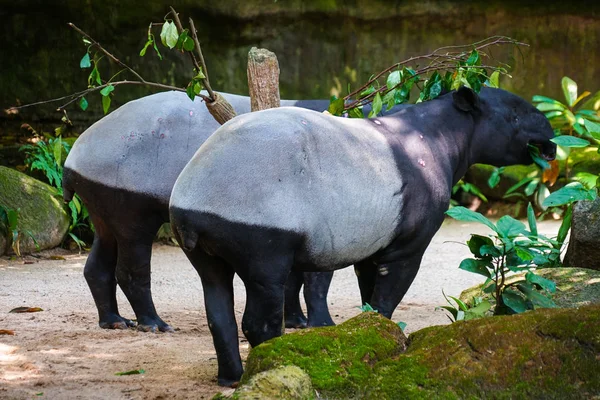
top-left (63, 91), bottom-right (355, 333)
top-left (169, 87), bottom-right (556, 386)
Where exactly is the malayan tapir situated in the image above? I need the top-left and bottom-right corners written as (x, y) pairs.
top-left (63, 91), bottom-right (350, 333)
top-left (169, 86), bottom-right (557, 386)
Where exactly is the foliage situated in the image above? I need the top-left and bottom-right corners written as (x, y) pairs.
top-left (0, 206), bottom-right (38, 257)
top-left (445, 204), bottom-right (565, 315)
top-left (504, 77), bottom-right (600, 212)
top-left (19, 132), bottom-right (91, 250)
top-left (327, 36), bottom-right (521, 118)
top-left (436, 291), bottom-right (491, 322)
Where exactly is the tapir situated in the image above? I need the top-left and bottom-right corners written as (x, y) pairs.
top-left (169, 87), bottom-right (557, 386)
top-left (63, 91), bottom-right (345, 333)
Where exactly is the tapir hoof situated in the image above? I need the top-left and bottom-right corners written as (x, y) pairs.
top-left (99, 315), bottom-right (136, 330)
top-left (136, 316), bottom-right (174, 333)
top-left (218, 377), bottom-right (240, 388)
top-left (284, 315), bottom-right (308, 329)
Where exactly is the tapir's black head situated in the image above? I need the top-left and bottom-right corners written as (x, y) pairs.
top-left (452, 87), bottom-right (556, 167)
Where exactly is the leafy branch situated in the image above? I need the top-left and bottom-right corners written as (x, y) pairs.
top-left (7, 8), bottom-right (234, 122)
top-left (329, 36), bottom-right (528, 118)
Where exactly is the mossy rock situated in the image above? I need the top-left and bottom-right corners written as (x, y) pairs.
top-left (460, 268), bottom-right (600, 309)
top-left (0, 166), bottom-right (69, 254)
top-left (464, 163), bottom-right (537, 202)
top-left (243, 312), bottom-right (407, 397)
top-left (243, 306), bottom-right (600, 399)
top-left (217, 365), bottom-right (314, 400)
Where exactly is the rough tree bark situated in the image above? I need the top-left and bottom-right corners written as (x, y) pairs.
top-left (247, 47), bottom-right (281, 112)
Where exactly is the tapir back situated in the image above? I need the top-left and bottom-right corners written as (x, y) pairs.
top-left (171, 107), bottom-right (404, 268)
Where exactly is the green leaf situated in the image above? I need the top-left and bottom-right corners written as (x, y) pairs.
top-left (502, 289), bottom-right (529, 313)
top-left (186, 84), bottom-right (196, 101)
top-left (532, 95), bottom-right (564, 105)
top-left (488, 167), bottom-right (504, 188)
top-left (557, 203), bottom-right (573, 245)
top-left (140, 39), bottom-right (152, 57)
top-left (542, 182), bottom-right (597, 207)
top-left (368, 92), bottom-right (383, 118)
top-left (53, 138), bottom-right (62, 166)
top-left (480, 244), bottom-right (501, 257)
top-left (386, 70), bottom-right (401, 90)
top-left (516, 283), bottom-right (556, 308)
top-left (488, 71), bottom-right (499, 88)
top-left (160, 21), bottom-right (179, 49)
top-left (584, 119), bottom-right (600, 136)
top-left (361, 86), bottom-right (375, 97)
top-left (525, 272), bottom-right (556, 293)
top-left (527, 203), bottom-right (537, 237)
top-left (459, 258), bottom-right (492, 278)
top-left (7, 209), bottom-right (18, 231)
top-left (348, 107), bottom-right (364, 119)
top-left (496, 215), bottom-right (526, 238)
top-left (573, 172), bottom-right (599, 190)
top-left (466, 50), bottom-right (480, 66)
top-left (448, 295), bottom-right (469, 312)
top-left (550, 135), bottom-right (590, 148)
top-left (88, 66), bottom-right (101, 86)
top-left (397, 321), bottom-right (407, 331)
top-left (467, 234), bottom-right (494, 258)
top-left (79, 97), bottom-right (88, 111)
top-left (528, 145), bottom-right (550, 170)
top-left (536, 102), bottom-right (566, 112)
top-left (115, 369), bottom-right (145, 376)
top-left (183, 36), bottom-right (195, 52)
top-left (561, 76), bottom-right (578, 107)
top-left (102, 95), bottom-right (111, 114)
top-left (483, 281), bottom-right (496, 294)
top-left (100, 85), bottom-right (114, 97)
top-left (429, 81), bottom-right (442, 99)
top-left (445, 207), bottom-right (497, 232)
top-left (79, 53), bottom-right (91, 69)
top-left (504, 176), bottom-right (534, 196)
top-left (152, 36), bottom-right (163, 60)
top-left (515, 246), bottom-right (534, 261)
top-left (328, 97), bottom-right (344, 116)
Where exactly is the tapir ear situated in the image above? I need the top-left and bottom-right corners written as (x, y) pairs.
top-left (452, 86), bottom-right (481, 112)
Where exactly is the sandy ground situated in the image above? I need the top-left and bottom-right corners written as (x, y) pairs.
top-left (0, 219), bottom-right (561, 399)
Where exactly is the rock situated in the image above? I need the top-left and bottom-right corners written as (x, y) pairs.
top-left (242, 306), bottom-right (600, 399)
top-left (0, 166), bottom-right (69, 254)
top-left (563, 198), bottom-right (600, 270)
top-left (219, 366), bottom-right (314, 399)
top-left (243, 311), bottom-right (408, 397)
top-left (460, 267), bottom-right (600, 309)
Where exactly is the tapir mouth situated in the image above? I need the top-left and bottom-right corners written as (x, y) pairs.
top-left (529, 140), bottom-right (557, 161)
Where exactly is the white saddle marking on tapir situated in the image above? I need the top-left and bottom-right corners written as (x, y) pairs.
top-left (171, 107), bottom-right (404, 267)
top-left (64, 91), bottom-right (310, 203)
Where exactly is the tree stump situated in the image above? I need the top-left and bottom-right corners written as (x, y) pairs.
top-left (247, 47), bottom-right (281, 112)
top-left (563, 198), bottom-right (600, 270)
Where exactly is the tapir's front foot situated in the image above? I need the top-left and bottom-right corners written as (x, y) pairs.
top-left (98, 314), bottom-right (136, 330)
top-left (136, 315), bottom-right (174, 333)
top-left (284, 313), bottom-right (308, 329)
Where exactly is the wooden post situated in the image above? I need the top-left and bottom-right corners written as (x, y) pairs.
top-left (247, 47), bottom-right (281, 111)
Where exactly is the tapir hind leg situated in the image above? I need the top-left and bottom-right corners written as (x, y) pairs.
top-left (284, 271), bottom-right (308, 328)
top-left (303, 271), bottom-right (335, 327)
top-left (114, 233), bottom-right (173, 333)
top-left (354, 260), bottom-right (378, 307)
top-left (186, 247), bottom-right (242, 387)
top-left (369, 251), bottom-right (425, 319)
top-left (238, 257), bottom-right (292, 348)
top-left (84, 215), bottom-right (134, 329)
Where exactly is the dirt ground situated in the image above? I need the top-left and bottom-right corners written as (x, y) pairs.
top-left (0, 219), bottom-right (561, 399)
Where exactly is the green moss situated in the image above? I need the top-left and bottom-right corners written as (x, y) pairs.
top-left (243, 312), bottom-right (407, 397)
top-left (241, 306), bottom-right (600, 399)
top-left (460, 267), bottom-right (600, 309)
top-left (224, 366), bottom-right (314, 399)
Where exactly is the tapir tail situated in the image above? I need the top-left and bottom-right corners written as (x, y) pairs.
top-left (62, 167), bottom-right (75, 203)
top-left (170, 218), bottom-right (199, 252)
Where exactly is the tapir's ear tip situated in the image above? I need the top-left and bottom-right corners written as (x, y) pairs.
top-left (452, 86), bottom-right (481, 113)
